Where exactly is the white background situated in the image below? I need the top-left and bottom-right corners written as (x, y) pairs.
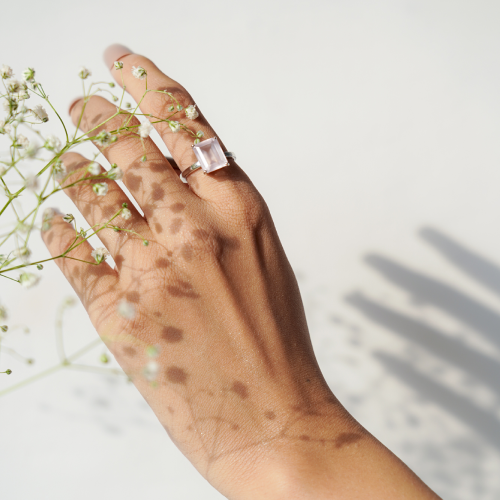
top-left (2, 0), bottom-right (500, 498)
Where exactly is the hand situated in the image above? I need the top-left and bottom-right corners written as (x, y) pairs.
top-left (42, 44), bottom-right (440, 500)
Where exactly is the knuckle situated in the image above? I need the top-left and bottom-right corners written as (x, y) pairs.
top-left (219, 189), bottom-right (269, 230)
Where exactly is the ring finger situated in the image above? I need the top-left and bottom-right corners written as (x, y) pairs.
top-left (59, 152), bottom-right (151, 260)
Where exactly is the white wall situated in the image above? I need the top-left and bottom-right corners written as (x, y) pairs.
top-left (1, 1), bottom-right (500, 498)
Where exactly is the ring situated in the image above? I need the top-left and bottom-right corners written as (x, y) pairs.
top-left (181, 137), bottom-right (236, 182)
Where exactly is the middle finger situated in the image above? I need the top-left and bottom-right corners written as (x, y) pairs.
top-left (69, 96), bottom-right (198, 222)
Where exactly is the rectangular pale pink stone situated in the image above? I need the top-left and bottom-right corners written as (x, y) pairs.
top-left (192, 137), bottom-right (228, 173)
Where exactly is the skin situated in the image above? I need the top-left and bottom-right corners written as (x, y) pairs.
top-left (41, 46), bottom-right (442, 500)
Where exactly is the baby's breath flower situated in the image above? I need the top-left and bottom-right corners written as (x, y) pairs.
top-left (24, 142), bottom-right (39, 158)
top-left (143, 360), bottom-right (159, 381)
top-left (63, 214), bottom-right (74, 223)
top-left (87, 162), bottom-right (100, 175)
top-left (0, 325), bottom-right (7, 332)
top-left (94, 130), bottom-right (112, 146)
top-left (22, 67), bottom-right (35, 82)
top-left (45, 134), bottom-right (61, 151)
top-left (14, 247), bottom-right (31, 259)
top-left (3, 97), bottom-right (18, 114)
top-left (138, 121), bottom-right (153, 139)
top-left (91, 247), bottom-right (110, 264)
top-left (13, 89), bottom-right (29, 101)
top-left (196, 130), bottom-right (204, 138)
top-left (78, 66), bottom-right (91, 79)
top-left (168, 105), bottom-right (174, 112)
top-left (17, 135), bottom-right (29, 149)
top-left (121, 207), bottom-right (132, 220)
top-left (42, 207), bottom-right (55, 220)
top-left (92, 182), bottom-right (108, 196)
top-left (114, 61), bottom-right (123, 70)
top-left (132, 66), bottom-right (147, 80)
top-left (5, 79), bottom-right (22, 93)
top-left (117, 299), bottom-right (135, 319)
top-left (19, 272), bottom-right (40, 288)
top-left (31, 104), bottom-right (48, 123)
top-left (41, 208), bottom-right (55, 231)
top-left (107, 166), bottom-right (123, 180)
top-left (52, 160), bottom-right (66, 180)
top-left (185, 105), bottom-right (199, 120)
top-left (0, 120), bottom-right (11, 134)
top-left (169, 121), bottom-right (181, 133)
top-left (25, 174), bottom-right (39, 191)
top-left (1, 65), bottom-right (13, 79)
top-left (125, 102), bottom-right (132, 108)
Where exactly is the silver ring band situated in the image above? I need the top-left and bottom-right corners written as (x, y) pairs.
top-left (180, 162), bottom-right (202, 181)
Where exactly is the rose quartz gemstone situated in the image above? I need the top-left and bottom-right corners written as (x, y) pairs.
top-left (192, 137), bottom-right (228, 173)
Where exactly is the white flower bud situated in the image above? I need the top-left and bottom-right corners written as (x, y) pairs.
top-left (94, 130), bottom-right (112, 146)
top-left (185, 105), bottom-right (199, 120)
top-left (117, 299), bottom-right (135, 319)
top-left (87, 162), bottom-right (101, 176)
top-left (92, 182), bottom-right (108, 196)
top-left (45, 134), bottom-right (61, 152)
top-left (107, 166), bottom-right (123, 180)
top-left (22, 67), bottom-right (35, 82)
top-left (31, 104), bottom-right (48, 123)
top-left (143, 360), bottom-right (159, 381)
top-left (17, 135), bottom-right (29, 149)
top-left (121, 208), bottom-right (132, 220)
top-left (24, 174), bottom-right (39, 191)
top-left (1, 65), bottom-right (13, 79)
top-left (138, 121), bottom-right (153, 139)
top-left (52, 160), bottom-right (66, 180)
top-left (91, 247), bottom-right (110, 264)
top-left (63, 214), bottom-right (74, 223)
top-left (0, 120), bottom-right (11, 134)
top-left (114, 61), bottom-right (123, 70)
top-left (169, 121), bottom-right (180, 133)
top-left (24, 143), bottom-right (39, 158)
top-left (78, 66), bottom-right (91, 79)
top-left (5, 79), bottom-right (22, 93)
top-left (19, 272), bottom-right (40, 288)
top-left (132, 66), bottom-right (147, 80)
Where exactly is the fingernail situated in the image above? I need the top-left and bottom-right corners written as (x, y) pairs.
top-left (104, 44), bottom-right (133, 70)
top-left (68, 97), bottom-right (82, 115)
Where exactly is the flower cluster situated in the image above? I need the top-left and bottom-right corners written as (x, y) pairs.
top-left (0, 60), bottom-right (203, 381)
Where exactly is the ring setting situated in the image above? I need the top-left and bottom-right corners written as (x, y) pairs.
top-left (181, 137), bottom-right (236, 181)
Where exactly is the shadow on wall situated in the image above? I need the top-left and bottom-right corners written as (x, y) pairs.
top-left (345, 227), bottom-right (500, 451)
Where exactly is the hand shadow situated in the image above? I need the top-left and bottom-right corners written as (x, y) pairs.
top-left (345, 226), bottom-right (500, 473)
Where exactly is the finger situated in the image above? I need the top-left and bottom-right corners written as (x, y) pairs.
top-left (69, 95), bottom-right (197, 221)
top-left (41, 212), bottom-right (118, 316)
top-left (59, 152), bottom-right (152, 258)
top-left (104, 45), bottom-right (251, 201)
